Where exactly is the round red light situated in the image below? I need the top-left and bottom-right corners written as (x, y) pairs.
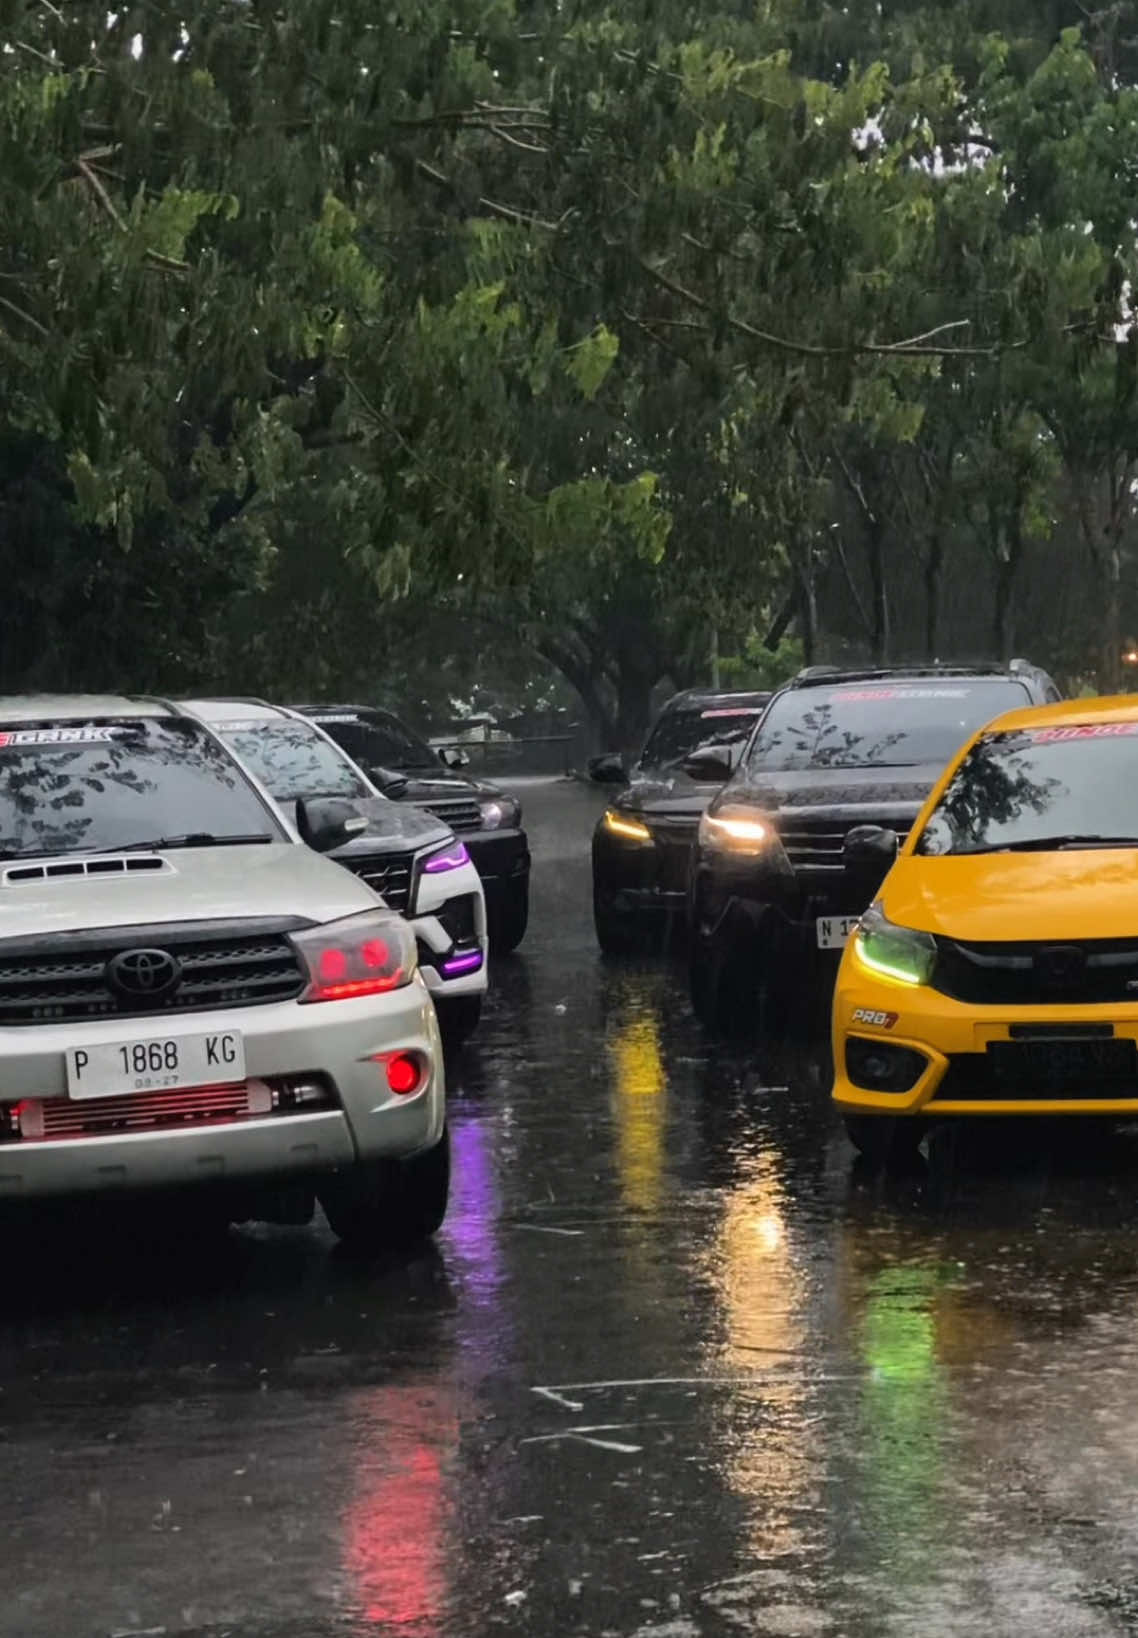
top-left (386, 1053), bottom-right (421, 1096)
top-left (319, 948), bottom-right (348, 983)
top-left (360, 938), bottom-right (390, 970)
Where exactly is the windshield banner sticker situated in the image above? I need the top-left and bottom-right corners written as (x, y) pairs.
top-left (700, 707), bottom-right (762, 718)
top-left (309, 714), bottom-right (358, 724)
top-left (1022, 723), bottom-right (1138, 743)
top-left (0, 726), bottom-right (125, 747)
top-left (838, 688), bottom-right (969, 702)
top-left (218, 720), bottom-right (271, 733)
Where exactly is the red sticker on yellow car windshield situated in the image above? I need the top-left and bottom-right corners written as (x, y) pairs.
top-left (1024, 723), bottom-right (1138, 743)
top-left (852, 1008), bottom-right (899, 1029)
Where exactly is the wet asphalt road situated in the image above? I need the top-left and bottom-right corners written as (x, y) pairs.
top-left (10, 780), bottom-right (1138, 1637)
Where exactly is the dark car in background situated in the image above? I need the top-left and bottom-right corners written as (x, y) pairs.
top-left (294, 704), bottom-right (531, 954)
top-left (589, 689), bottom-right (771, 953)
top-left (687, 662), bottom-right (1063, 1032)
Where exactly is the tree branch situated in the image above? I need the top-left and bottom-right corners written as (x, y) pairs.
top-left (638, 259), bottom-right (1010, 359)
top-left (414, 159), bottom-right (557, 229)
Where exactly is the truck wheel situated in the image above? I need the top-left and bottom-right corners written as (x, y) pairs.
top-left (320, 1126), bottom-right (450, 1253)
top-left (843, 1115), bottom-right (923, 1167)
top-left (593, 888), bottom-right (646, 956)
top-left (489, 882), bottom-right (528, 954)
top-left (689, 933), bottom-right (765, 1038)
top-left (436, 994), bottom-right (483, 1044)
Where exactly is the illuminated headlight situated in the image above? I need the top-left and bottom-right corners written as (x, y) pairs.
top-left (853, 903), bottom-right (936, 987)
top-left (480, 796), bottom-right (521, 830)
top-left (602, 808), bottom-right (653, 843)
top-left (422, 839), bottom-right (471, 874)
top-left (698, 810), bottom-right (771, 852)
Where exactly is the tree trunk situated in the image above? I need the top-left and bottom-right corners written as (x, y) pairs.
top-left (923, 528), bottom-right (943, 659)
top-left (868, 520), bottom-right (889, 663)
top-left (795, 557), bottom-right (818, 664)
top-left (1102, 537), bottom-right (1123, 694)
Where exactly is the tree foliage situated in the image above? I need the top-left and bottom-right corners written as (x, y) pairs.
top-left (2, 1), bottom-right (1138, 743)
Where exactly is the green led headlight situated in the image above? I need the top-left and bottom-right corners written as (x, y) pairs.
top-left (853, 903), bottom-right (936, 988)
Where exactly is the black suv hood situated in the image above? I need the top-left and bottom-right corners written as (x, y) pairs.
top-left (388, 768), bottom-right (504, 804)
top-left (713, 761), bottom-right (945, 819)
top-left (325, 796), bottom-right (452, 858)
top-left (613, 762), bottom-right (729, 820)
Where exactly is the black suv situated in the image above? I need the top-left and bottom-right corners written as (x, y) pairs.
top-left (589, 689), bottom-right (771, 952)
top-left (294, 705), bottom-right (530, 953)
top-left (688, 661), bottom-right (1062, 1031)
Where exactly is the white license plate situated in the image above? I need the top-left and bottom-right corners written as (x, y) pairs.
top-left (65, 1030), bottom-right (246, 1099)
top-left (816, 915), bottom-right (861, 950)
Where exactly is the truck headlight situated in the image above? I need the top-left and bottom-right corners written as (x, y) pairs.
top-left (603, 809), bottom-right (652, 843)
top-left (853, 903), bottom-right (936, 987)
top-left (292, 910), bottom-right (417, 1002)
top-left (698, 810), bottom-right (771, 853)
top-left (480, 796), bottom-right (521, 830)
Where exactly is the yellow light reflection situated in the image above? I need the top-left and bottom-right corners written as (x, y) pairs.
top-left (704, 1159), bottom-right (812, 1559)
top-left (607, 1008), bottom-right (665, 1216)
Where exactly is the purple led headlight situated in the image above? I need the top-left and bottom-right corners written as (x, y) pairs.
top-left (423, 841), bottom-right (470, 874)
top-left (442, 949), bottom-right (484, 977)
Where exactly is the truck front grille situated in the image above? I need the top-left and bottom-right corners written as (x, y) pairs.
top-left (343, 853), bottom-right (413, 914)
top-left (778, 818), bottom-right (910, 872)
top-left (0, 927), bottom-right (305, 1026)
top-left (422, 799), bottom-right (483, 833)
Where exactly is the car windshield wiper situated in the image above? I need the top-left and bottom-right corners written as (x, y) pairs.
top-left (112, 832), bottom-right (276, 853)
top-left (963, 834), bottom-right (1138, 854)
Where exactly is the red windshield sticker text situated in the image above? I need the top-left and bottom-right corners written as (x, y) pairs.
top-left (839, 688), bottom-right (968, 702)
top-left (1024, 723), bottom-right (1138, 743)
top-left (0, 727), bottom-right (123, 747)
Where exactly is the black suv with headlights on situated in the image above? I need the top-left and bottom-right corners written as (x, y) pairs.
top-left (294, 704), bottom-right (530, 953)
top-left (688, 661), bottom-right (1062, 1032)
top-left (589, 689), bottom-right (771, 953)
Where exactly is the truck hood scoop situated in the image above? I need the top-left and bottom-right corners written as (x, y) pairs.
top-left (2, 854), bottom-right (173, 886)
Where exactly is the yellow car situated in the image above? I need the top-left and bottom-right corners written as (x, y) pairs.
top-left (833, 695), bottom-right (1138, 1159)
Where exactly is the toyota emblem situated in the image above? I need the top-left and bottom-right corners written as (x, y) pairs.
top-left (106, 947), bottom-right (182, 1000)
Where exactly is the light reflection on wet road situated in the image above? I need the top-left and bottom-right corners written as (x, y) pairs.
top-left (6, 779), bottom-right (1138, 1635)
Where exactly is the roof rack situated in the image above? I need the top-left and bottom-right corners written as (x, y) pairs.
top-left (789, 662), bottom-right (1012, 689)
top-left (188, 695), bottom-right (280, 709)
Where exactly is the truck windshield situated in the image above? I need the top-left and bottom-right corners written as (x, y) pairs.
top-left (639, 706), bottom-right (765, 769)
top-left (746, 681), bottom-right (1032, 773)
top-left (309, 713), bottom-right (439, 773)
top-left (216, 720), bottom-right (371, 803)
top-left (917, 724), bottom-right (1138, 854)
top-left (0, 719), bottom-right (280, 859)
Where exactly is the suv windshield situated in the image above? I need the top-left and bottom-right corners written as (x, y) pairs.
top-left (746, 680), bottom-right (1032, 774)
top-left (309, 713), bottom-right (438, 773)
top-left (917, 723), bottom-right (1138, 855)
top-left (0, 719), bottom-right (280, 859)
top-left (215, 719), bottom-right (370, 803)
top-left (640, 706), bottom-right (765, 769)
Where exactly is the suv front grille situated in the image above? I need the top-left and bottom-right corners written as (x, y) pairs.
top-left (422, 799), bottom-right (483, 833)
top-left (0, 927), bottom-right (305, 1026)
top-left (932, 937), bottom-right (1138, 1006)
top-left (778, 818), bottom-right (910, 872)
top-left (343, 853), bottom-right (413, 914)
top-left (644, 816), bottom-right (699, 891)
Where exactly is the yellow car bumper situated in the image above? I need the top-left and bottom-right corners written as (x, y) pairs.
top-left (833, 946), bottom-right (1138, 1118)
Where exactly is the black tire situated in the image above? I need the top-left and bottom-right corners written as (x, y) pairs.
top-left (488, 881), bottom-right (528, 954)
top-left (594, 888), bottom-right (647, 956)
top-left (689, 931), bottom-right (765, 1038)
top-left (843, 1114), bottom-right (923, 1167)
top-left (320, 1126), bottom-right (450, 1253)
top-left (436, 993), bottom-right (483, 1044)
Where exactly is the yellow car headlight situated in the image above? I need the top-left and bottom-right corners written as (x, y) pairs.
top-left (698, 810), bottom-right (771, 852)
top-left (852, 903), bottom-right (936, 987)
top-left (603, 809), bottom-right (653, 843)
